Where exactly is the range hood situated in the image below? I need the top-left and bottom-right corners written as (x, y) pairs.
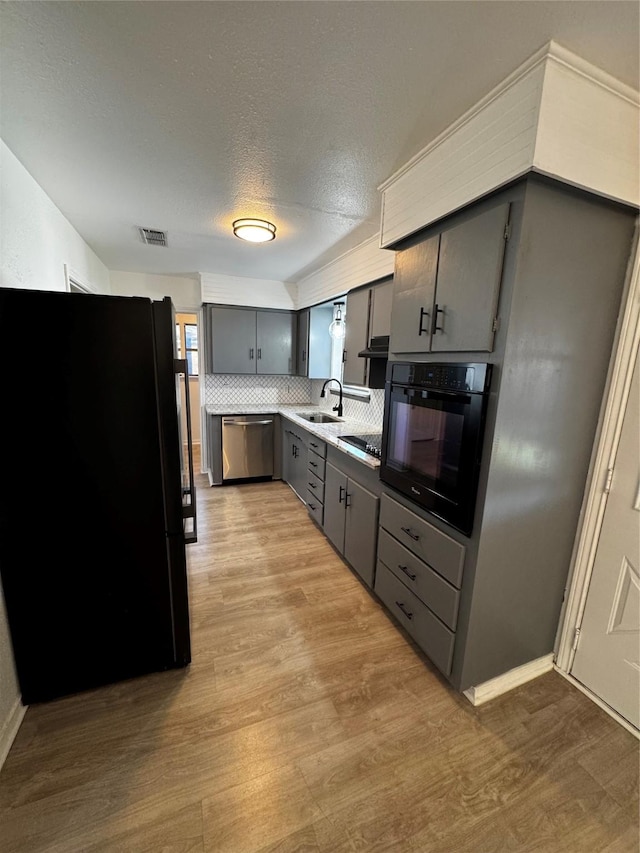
top-left (358, 335), bottom-right (389, 358)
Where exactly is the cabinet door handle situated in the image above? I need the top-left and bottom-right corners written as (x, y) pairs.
top-left (399, 565), bottom-right (417, 582)
top-left (401, 526), bottom-right (420, 541)
top-left (418, 307), bottom-right (430, 336)
top-left (249, 347), bottom-right (254, 360)
top-left (302, 349), bottom-right (306, 363)
top-left (293, 445), bottom-right (298, 458)
top-left (257, 347), bottom-right (262, 359)
top-left (345, 491), bottom-right (351, 507)
top-left (342, 350), bottom-right (347, 363)
top-left (338, 485), bottom-right (345, 503)
top-left (432, 304), bottom-right (445, 334)
top-left (395, 601), bottom-right (413, 620)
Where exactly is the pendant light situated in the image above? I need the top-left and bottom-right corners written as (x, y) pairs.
top-left (329, 301), bottom-right (346, 340)
top-left (232, 218), bottom-right (276, 243)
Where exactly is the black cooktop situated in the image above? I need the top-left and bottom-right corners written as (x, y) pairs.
top-left (339, 433), bottom-right (383, 459)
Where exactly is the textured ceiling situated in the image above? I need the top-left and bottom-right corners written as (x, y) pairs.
top-left (1, 1), bottom-right (638, 282)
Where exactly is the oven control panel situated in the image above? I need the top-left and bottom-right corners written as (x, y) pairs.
top-left (389, 362), bottom-right (491, 394)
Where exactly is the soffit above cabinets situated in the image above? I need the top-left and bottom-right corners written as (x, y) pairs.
top-left (379, 42), bottom-right (640, 249)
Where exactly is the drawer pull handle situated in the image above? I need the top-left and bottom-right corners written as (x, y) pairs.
top-left (401, 526), bottom-right (420, 541)
top-left (310, 442), bottom-right (318, 448)
top-left (309, 461), bottom-right (317, 468)
top-left (395, 601), bottom-right (413, 620)
top-left (399, 565), bottom-right (416, 581)
top-left (308, 482), bottom-right (316, 489)
top-left (308, 503), bottom-right (316, 510)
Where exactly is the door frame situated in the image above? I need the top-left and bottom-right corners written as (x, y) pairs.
top-left (554, 223), bottom-right (640, 735)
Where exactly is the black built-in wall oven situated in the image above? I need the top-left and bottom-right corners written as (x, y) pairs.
top-left (380, 362), bottom-right (492, 536)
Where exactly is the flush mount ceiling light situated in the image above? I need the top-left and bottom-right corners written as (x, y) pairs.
top-left (232, 218), bottom-right (276, 243)
top-left (329, 301), bottom-right (346, 340)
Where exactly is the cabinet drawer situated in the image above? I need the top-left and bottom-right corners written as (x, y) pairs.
top-left (307, 493), bottom-right (324, 526)
top-left (307, 451), bottom-right (326, 481)
top-left (380, 494), bottom-right (465, 588)
top-left (307, 437), bottom-right (326, 458)
top-left (378, 529), bottom-right (460, 630)
top-left (306, 469), bottom-right (325, 504)
top-left (374, 561), bottom-right (455, 676)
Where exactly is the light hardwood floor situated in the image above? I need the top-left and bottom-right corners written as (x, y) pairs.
top-left (1, 471), bottom-right (638, 852)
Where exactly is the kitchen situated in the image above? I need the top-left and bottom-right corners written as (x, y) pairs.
top-left (3, 3), bottom-right (640, 849)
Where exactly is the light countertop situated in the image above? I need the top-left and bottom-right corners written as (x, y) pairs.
top-left (204, 404), bottom-right (382, 469)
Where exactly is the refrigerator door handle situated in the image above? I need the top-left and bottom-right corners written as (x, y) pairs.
top-left (175, 358), bottom-right (197, 544)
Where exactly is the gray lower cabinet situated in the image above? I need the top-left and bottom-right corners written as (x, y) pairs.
top-left (324, 460), bottom-right (379, 587)
top-left (375, 492), bottom-right (464, 678)
top-left (389, 203), bottom-right (510, 354)
top-left (206, 305), bottom-right (296, 374)
top-left (282, 423), bottom-right (309, 501)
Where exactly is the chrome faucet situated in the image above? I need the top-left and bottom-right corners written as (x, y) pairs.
top-left (320, 378), bottom-right (344, 417)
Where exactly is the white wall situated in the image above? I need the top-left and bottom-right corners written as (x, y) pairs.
top-left (110, 270), bottom-right (201, 311)
top-left (0, 140), bottom-right (111, 294)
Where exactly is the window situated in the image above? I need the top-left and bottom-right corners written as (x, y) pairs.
top-left (175, 314), bottom-right (199, 376)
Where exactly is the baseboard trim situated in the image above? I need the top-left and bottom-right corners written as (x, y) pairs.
top-left (554, 667), bottom-right (639, 739)
top-left (0, 698), bottom-right (26, 771)
top-left (464, 654), bottom-right (555, 706)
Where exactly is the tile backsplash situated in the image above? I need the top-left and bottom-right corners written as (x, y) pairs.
top-left (204, 374), bottom-right (385, 429)
top-left (204, 374), bottom-right (313, 406)
top-left (311, 381), bottom-right (385, 428)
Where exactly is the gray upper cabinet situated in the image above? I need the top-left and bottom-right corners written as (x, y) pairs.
top-left (256, 311), bottom-right (295, 374)
top-left (432, 203), bottom-right (510, 352)
top-left (209, 306), bottom-right (257, 373)
top-left (389, 235), bottom-right (439, 354)
top-left (206, 305), bottom-right (296, 374)
top-left (370, 279), bottom-right (394, 339)
top-left (296, 305), bottom-right (332, 378)
top-left (296, 310), bottom-right (310, 376)
top-left (389, 203), bottom-right (510, 354)
top-left (342, 288), bottom-right (370, 386)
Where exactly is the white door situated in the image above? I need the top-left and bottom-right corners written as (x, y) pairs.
top-left (571, 348), bottom-right (640, 729)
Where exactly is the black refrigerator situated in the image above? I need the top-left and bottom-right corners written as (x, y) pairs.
top-left (0, 287), bottom-right (197, 704)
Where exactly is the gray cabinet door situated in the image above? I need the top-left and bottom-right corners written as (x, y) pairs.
top-left (344, 478), bottom-right (379, 588)
top-left (370, 279), bottom-right (393, 339)
top-left (308, 305), bottom-right (333, 380)
top-left (257, 311), bottom-right (295, 375)
top-left (431, 203), bottom-right (510, 352)
top-left (389, 236), bottom-right (439, 354)
top-left (323, 461), bottom-right (347, 554)
top-left (210, 307), bottom-right (256, 374)
top-left (292, 435), bottom-right (308, 500)
top-left (296, 310), bottom-right (310, 376)
top-left (282, 429), bottom-right (294, 486)
top-left (342, 288), bottom-right (370, 386)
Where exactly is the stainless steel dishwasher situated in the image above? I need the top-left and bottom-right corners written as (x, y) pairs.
top-left (221, 415), bottom-right (274, 481)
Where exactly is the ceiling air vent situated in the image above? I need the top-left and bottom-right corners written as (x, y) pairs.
top-left (139, 227), bottom-right (167, 247)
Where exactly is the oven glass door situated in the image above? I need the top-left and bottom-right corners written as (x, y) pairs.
top-left (381, 384), bottom-right (487, 534)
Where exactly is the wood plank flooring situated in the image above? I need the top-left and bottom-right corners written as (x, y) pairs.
top-left (1, 472), bottom-right (638, 852)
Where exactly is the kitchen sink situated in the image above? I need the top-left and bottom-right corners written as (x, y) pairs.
top-left (296, 412), bottom-right (342, 423)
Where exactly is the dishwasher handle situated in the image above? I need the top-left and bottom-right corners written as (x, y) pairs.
top-left (222, 418), bottom-right (273, 426)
